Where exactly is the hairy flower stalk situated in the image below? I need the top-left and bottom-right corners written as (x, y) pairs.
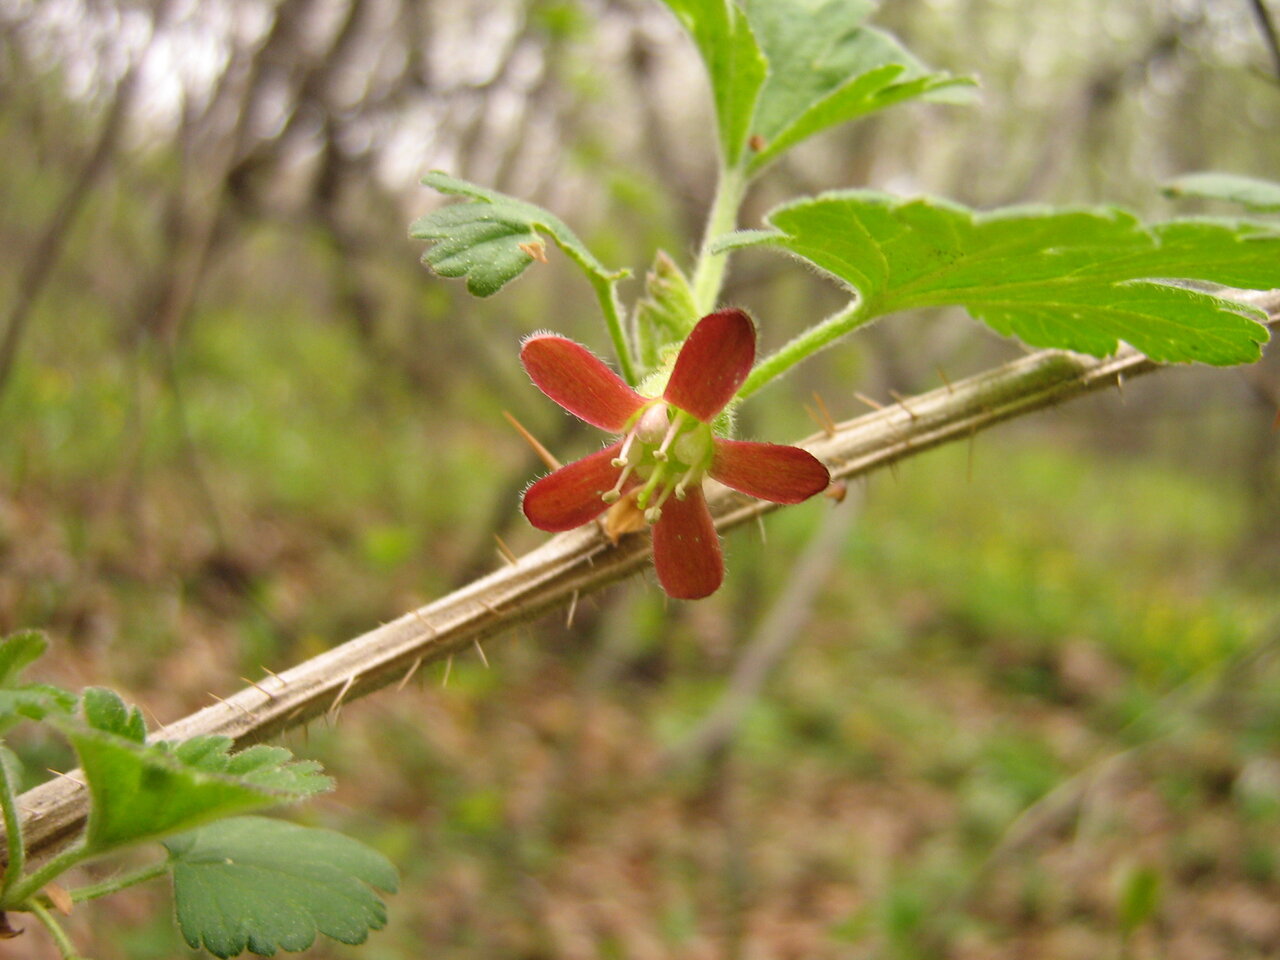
top-left (520, 309), bottom-right (830, 599)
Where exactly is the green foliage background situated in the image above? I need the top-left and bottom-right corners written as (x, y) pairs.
top-left (1, 0), bottom-right (1279, 956)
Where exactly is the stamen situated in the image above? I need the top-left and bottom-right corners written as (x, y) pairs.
top-left (673, 464), bottom-right (702, 501)
top-left (601, 460), bottom-right (636, 503)
top-left (611, 425), bottom-right (640, 468)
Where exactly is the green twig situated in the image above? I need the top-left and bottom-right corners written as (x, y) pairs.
top-left (4, 843), bottom-right (88, 908)
top-left (69, 859), bottom-right (169, 903)
top-left (0, 750), bottom-right (23, 898)
top-left (27, 898), bottom-right (85, 960)
top-left (589, 273), bottom-right (638, 385)
top-left (738, 299), bottom-right (874, 399)
top-left (690, 165), bottom-right (749, 315)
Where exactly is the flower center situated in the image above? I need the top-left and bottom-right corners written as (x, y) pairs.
top-left (601, 401), bottom-right (713, 523)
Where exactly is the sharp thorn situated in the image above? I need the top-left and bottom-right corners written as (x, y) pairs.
top-left (888, 389), bottom-right (919, 422)
top-left (241, 676), bottom-right (276, 700)
top-left (812, 391), bottom-right (837, 436)
top-left (411, 608), bottom-right (438, 638)
top-left (936, 366), bottom-right (955, 394)
top-left (46, 769), bottom-right (86, 788)
top-left (503, 410), bottom-right (562, 470)
top-left (493, 534), bottom-right (519, 566)
top-left (396, 656), bottom-right (425, 692)
top-left (327, 673), bottom-right (358, 723)
top-left (854, 391), bottom-right (885, 411)
top-left (208, 692), bottom-right (253, 719)
top-left (566, 590), bottom-right (580, 628)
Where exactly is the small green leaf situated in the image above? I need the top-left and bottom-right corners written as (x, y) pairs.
top-left (165, 816), bottom-right (399, 958)
top-left (1164, 172), bottom-right (1280, 213)
top-left (80, 687), bottom-right (146, 742)
top-left (62, 719), bottom-right (332, 856)
top-left (658, 0), bottom-right (768, 167)
top-left (165, 736), bottom-right (324, 793)
top-left (411, 171), bottom-right (626, 297)
top-left (740, 0), bottom-right (975, 173)
top-left (0, 631), bottom-right (46, 686)
top-left (0, 632), bottom-right (76, 735)
top-left (723, 191), bottom-right (1278, 364)
top-left (634, 250), bottom-right (700, 367)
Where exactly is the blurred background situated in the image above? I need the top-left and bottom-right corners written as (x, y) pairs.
top-left (2, 0), bottom-right (1280, 956)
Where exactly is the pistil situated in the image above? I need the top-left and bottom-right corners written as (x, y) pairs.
top-left (635, 459), bottom-right (671, 516)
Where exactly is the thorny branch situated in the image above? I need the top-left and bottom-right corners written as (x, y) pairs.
top-left (4, 289), bottom-right (1278, 869)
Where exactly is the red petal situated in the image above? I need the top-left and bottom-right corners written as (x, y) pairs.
top-left (521, 335), bottom-right (645, 432)
top-left (663, 309), bottom-right (755, 422)
top-left (523, 443), bottom-right (624, 531)
top-left (710, 440), bottom-right (830, 503)
top-left (652, 485), bottom-right (724, 600)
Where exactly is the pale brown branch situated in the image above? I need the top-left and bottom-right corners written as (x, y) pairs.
top-left (5, 289), bottom-right (1278, 867)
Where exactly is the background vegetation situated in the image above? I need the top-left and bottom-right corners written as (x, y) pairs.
top-left (2, 0), bottom-right (1279, 956)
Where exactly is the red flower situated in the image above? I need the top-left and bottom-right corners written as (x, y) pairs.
top-left (521, 309), bottom-right (830, 600)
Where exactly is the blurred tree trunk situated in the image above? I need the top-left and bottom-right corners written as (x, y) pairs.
top-left (0, 48), bottom-right (148, 402)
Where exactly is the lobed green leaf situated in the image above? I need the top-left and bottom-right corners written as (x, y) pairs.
top-left (80, 687), bottom-right (146, 742)
top-left (740, 0), bottom-right (975, 173)
top-left (165, 816), bottom-right (398, 958)
top-left (722, 191), bottom-right (1279, 364)
top-left (0, 631), bottom-right (46, 687)
top-left (62, 719), bottom-right (332, 856)
top-left (0, 632), bottom-right (76, 735)
top-left (658, 0), bottom-right (768, 167)
top-left (411, 171), bottom-right (625, 297)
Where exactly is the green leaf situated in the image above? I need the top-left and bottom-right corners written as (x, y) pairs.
top-left (722, 191), bottom-right (1278, 364)
top-left (634, 250), bottom-right (700, 367)
top-left (740, 0), bottom-right (975, 174)
top-left (658, 0), bottom-right (768, 167)
top-left (165, 816), bottom-right (398, 958)
top-left (62, 716), bottom-right (332, 855)
top-left (1164, 172), bottom-right (1280, 213)
top-left (0, 631), bottom-right (45, 687)
top-left (0, 632), bottom-right (76, 735)
top-left (411, 171), bottom-right (626, 297)
top-left (80, 687), bottom-right (146, 742)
